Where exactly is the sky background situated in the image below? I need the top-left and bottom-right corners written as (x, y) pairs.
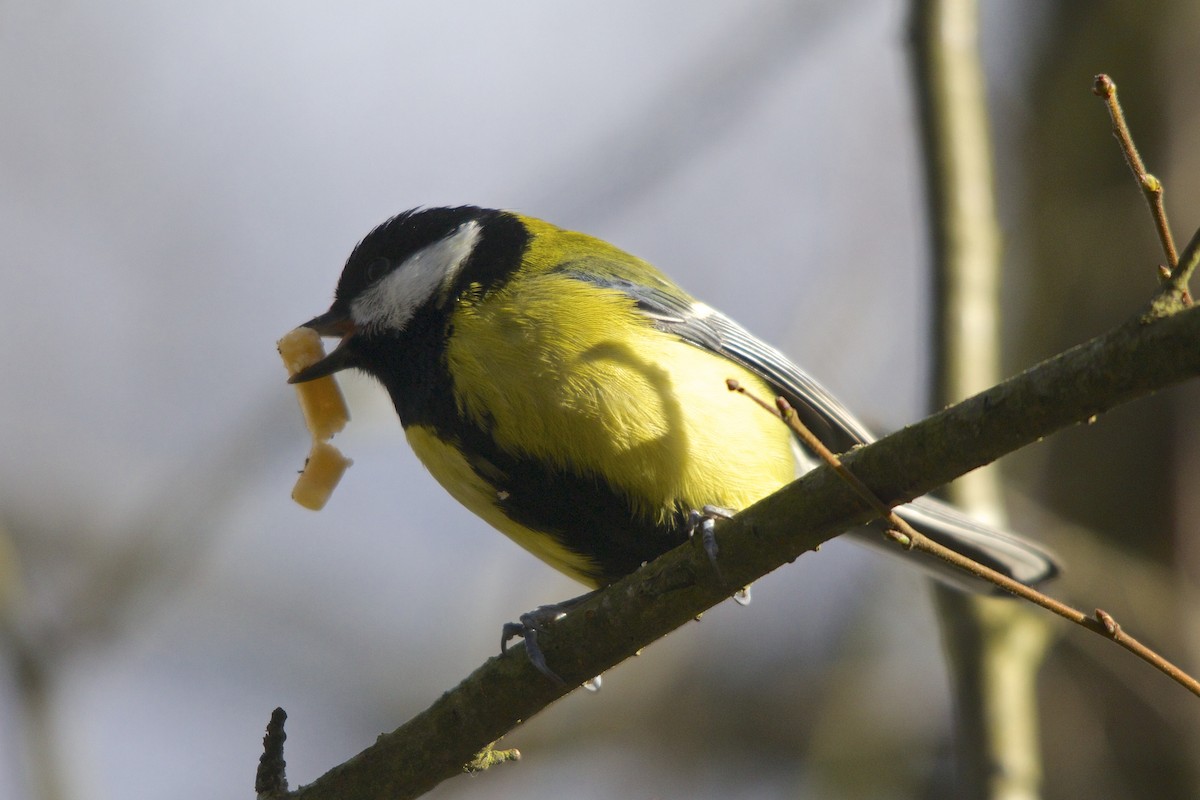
top-left (2, 2), bottom-right (1197, 799)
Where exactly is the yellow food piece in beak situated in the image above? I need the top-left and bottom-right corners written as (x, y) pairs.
top-left (278, 327), bottom-right (352, 510)
top-left (278, 327), bottom-right (350, 440)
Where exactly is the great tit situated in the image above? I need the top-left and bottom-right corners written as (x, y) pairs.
top-left (291, 206), bottom-right (1058, 602)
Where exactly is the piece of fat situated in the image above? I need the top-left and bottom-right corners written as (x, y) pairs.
top-left (291, 441), bottom-right (353, 511)
top-left (277, 327), bottom-right (349, 441)
top-left (278, 327), bottom-right (352, 510)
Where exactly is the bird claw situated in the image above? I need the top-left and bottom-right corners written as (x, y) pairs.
top-left (686, 505), bottom-right (735, 567)
top-left (686, 506), bottom-right (752, 604)
top-left (501, 592), bottom-right (597, 685)
top-left (502, 606), bottom-right (567, 683)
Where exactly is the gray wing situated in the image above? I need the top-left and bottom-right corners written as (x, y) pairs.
top-left (599, 272), bottom-right (876, 452)
top-left (566, 267), bottom-right (1060, 588)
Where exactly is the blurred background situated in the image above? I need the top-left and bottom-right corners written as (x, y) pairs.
top-left (2, 1), bottom-right (1199, 798)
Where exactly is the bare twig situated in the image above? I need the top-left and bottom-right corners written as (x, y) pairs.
top-left (1093, 73), bottom-right (1180, 273)
top-left (728, 381), bottom-right (1200, 699)
top-left (1093, 74), bottom-right (1197, 316)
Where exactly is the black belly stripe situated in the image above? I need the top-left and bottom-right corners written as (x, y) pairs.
top-left (454, 422), bottom-right (691, 587)
top-left (357, 314), bottom-right (690, 586)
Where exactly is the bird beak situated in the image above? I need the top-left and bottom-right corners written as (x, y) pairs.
top-left (288, 307), bottom-right (362, 384)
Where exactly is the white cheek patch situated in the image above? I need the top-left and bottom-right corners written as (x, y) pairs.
top-left (351, 220), bottom-right (482, 331)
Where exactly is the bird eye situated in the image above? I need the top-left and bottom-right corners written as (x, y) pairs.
top-left (365, 257), bottom-right (390, 282)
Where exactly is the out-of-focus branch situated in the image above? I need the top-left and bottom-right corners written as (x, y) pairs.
top-left (0, 395), bottom-right (293, 800)
top-left (910, 0), bottom-right (1003, 450)
top-left (909, 1), bottom-right (1051, 798)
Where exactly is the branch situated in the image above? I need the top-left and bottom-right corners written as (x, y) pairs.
top-left (284, 294), bottom-right (1200, 800)
top-left (910, 0), bottom-right (1004, 430)
top-left (1092, 74), bottom-right (1179, 270)
top-left (1093, 73), bottom-right (1194, 316)
top-left (910, 2), bottom-right (1051, 795)
top-left (892, 535), bottom-right (1200, 695)
top-left (734, 383), bottom-right (1200, 698)
top-left (1149, 223), bottom-right (1200, 319)
top-left (256, 708), bottom-right (289, 798)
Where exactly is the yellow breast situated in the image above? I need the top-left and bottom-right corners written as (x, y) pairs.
top-left (416, 268), bottom-right (795, 585)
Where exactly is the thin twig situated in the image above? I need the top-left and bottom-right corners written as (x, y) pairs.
top-left (1092, 74), bottom-right (1179, 272)
top-left (728, 380), bottom-right (1200, 699)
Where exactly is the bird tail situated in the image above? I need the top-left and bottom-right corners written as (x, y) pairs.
top-left (847, 495), bottom-right (1061, 593)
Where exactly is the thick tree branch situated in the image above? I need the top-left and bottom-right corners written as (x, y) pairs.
top-left (740, 383), bottom-right (1200, 697)
top-left (280, 295), bottom-right (1200, 800)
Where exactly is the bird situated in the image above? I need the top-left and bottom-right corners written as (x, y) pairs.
top-left (289, 205), bottom-right (1059, 676)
